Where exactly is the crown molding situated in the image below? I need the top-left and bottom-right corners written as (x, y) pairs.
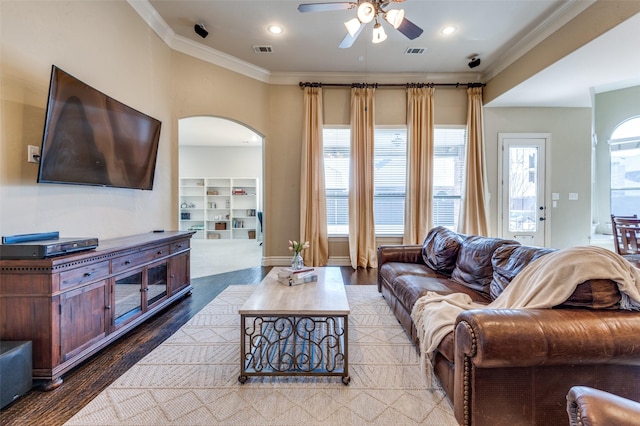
top-left (127, 0), bottom-right (272, 83)
top-left (129, 0), bottom-right (579, 87)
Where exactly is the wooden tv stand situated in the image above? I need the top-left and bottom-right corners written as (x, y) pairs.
top-left (0, 231), bottom-right (194, 390)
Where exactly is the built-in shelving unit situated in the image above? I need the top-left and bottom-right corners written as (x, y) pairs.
top-left (179, 177), bottom-right (259, 240)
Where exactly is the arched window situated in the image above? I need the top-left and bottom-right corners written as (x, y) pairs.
top-left (609, 116), bottom-right (640, 215)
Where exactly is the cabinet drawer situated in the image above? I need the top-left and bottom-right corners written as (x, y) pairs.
top-left (170, 240), bottom-right (190, 253)
top-left (111, 245), bottom-right (170, 274)
top-left (59, 260), bottom-right (110, 289)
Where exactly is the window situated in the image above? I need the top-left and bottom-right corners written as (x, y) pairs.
top-left (323, 126), bottom-right (466, 235)
top-left (610, 116), bottom-right (640, 216)
top-left (433, 128), bottom-right (466, 230)
top-left (323, 127), bottom-right (407, 235)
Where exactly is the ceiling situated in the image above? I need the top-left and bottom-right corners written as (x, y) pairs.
top-left (139, 0), bottom-right (640, 145)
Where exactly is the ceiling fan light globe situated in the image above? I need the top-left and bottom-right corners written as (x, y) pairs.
top-left (345, 17), bottom-right (362, 36)
top-left (357, 2), bottom-right (375, 24)
top-left (372, 22), bottom-right (387, 43)
top-left (384, 9), bottom-right (405, 29)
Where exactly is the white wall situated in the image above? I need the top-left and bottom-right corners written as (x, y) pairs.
top-left (594, 85), bottom-right (640, 232)
top-left (1, 1), bottom-right (173, 239)
top-left (484, 107), bottom-right (593, 248)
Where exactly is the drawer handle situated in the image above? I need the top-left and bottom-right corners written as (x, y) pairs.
top-left (83, 272), bottom-right (92, 277)
top-left (124, 260), bottom-right (131, 265)
top-left (105, 305), bottom-right (111, 310)
top-left (157, 251), bottom-right (163, 255)
top-left (177, 244), bottom-right (183, 248)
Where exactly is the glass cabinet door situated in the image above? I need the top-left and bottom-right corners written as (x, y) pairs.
top-left (147, 262), bottom-right (168, 307)
top-left (114, 270), bottom-right (143, 326)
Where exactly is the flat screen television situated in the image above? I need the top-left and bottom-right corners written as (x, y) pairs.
top-left (37, 65), bottom-right (162, 190)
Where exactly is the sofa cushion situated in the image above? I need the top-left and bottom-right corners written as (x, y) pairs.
top-left (556, 279), bottom-right (622, 309)
top-left (391, 274), bottom-right (491, 317)
top-left (451, 236), bottom-right (519, 296)
top-left (491, 244), bottom-right (555, 300)
top-left (421, 226), bottom-right (464, 276)
top-left (379, 262), bottom-right (436, 290)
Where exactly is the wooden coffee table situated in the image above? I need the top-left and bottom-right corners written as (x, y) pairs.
top-left (238, 267), bottom-right (350, 384)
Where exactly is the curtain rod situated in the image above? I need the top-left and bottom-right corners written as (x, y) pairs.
top-left (299, 82), bottom-right (485, 89)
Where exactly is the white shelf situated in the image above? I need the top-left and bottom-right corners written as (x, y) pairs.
top-left (179, 177), bottom-right (259, 240)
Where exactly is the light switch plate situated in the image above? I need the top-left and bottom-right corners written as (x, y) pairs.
top-left (552, 192), bottom-right (560, 200)
top-left (568, 192), bottom-right (578, 200)
top-left (27, 145), bottom-right (40, 163)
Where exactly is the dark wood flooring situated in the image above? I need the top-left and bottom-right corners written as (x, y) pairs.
top-left (0, 266), bottom-right (378, 426)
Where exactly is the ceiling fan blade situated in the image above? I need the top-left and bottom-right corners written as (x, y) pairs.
top-left (297, 2), bottom-right (356, 13)
top-left (397, 17), bottom-right (423, 40)
top-left (339, 23), bottom-right (364, 48)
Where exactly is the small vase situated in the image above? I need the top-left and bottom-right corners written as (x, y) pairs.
top-left (291, 252), bottom-right (304, 270)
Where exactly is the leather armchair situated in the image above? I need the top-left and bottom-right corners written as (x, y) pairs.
top-left (567, 386), bottom-right (640, 426)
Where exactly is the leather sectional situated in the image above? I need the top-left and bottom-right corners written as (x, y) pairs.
top-left (377, 226), bottom-right (640, 425)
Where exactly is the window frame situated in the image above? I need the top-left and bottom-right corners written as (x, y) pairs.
top-left (322, 124), bottom-right (467, 236)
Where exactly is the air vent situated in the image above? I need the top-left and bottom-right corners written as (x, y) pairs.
top-left (405, 47), bottom-right (426, 55)
top-left (253, 45), bottom-right (273, 53)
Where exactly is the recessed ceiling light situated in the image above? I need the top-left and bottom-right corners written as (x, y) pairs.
top-left (268, 25), bottom-right (283, 34)
top-left (441, 25), bottom-right (457, 35)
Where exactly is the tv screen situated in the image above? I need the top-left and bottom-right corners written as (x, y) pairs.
top-left (37, 65), bottom-right (161, 190)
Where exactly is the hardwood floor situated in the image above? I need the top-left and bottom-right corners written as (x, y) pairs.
top-left (0, 266), bottom-right (377, 426)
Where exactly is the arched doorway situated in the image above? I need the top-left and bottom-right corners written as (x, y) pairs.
top-left (178, 116), bottom-right (264, 278)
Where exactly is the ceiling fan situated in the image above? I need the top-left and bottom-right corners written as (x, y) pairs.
top-left (298, 0), bottom-right (423, 48)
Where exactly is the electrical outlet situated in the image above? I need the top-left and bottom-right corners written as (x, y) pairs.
top-left (27, 145), bottom-right (40, 163)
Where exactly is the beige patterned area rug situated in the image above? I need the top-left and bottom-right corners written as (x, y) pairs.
top-left (65, 285), bottom-right (456, 425)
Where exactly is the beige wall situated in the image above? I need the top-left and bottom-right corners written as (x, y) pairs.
top-left (0, 0), bottom-right (611, 263)
top-left (1, 1), bottom-right (173, 239)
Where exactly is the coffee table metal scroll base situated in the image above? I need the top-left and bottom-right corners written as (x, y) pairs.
top-left (239, 314), bottom-right (349, 385)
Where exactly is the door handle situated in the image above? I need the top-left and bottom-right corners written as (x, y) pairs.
top-left (539, 206), bottom-right (546, 221)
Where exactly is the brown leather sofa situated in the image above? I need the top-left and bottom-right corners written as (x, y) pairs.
top-left (378, 226), bottom-right (640, 426)
top-left (567, 386), bottom-right (640, 426)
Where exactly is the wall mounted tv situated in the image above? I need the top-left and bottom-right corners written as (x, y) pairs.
top-left (37, 65), bottom-right (162, 190)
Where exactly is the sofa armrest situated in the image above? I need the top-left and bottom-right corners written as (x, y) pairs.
top-left (377, 244), bottom-right (423, 266)
top-left (567, 386), bottom-right (640, 426)
top-left (455, 308), bottom-right (640, 368)
top-left (453, 309), bottom-right (640, 424)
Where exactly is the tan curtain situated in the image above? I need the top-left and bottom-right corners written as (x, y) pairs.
top-left (348, 87), bottom-right (377, 268)
top-left (403, 86), bottom-right (435, 244)
top-left (300, 86), bottom-right (329, 266)
top-left (459, 86), bottom-right (489, 235)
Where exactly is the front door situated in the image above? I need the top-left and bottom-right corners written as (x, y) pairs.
top-left (499, 133), bottom-right (549, 247)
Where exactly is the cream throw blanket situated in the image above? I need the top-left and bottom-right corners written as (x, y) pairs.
top-left (411, 246), bottom-right (640, 362)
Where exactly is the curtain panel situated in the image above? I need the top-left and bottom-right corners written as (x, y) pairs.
top-left (300, 86), bottom-right (329, 266)
top-left (403, 86), bottom-right (435, 244)
top-left (348, 87), bottom-right (377, 268)
top-left (459, 86), bottom-right (489, 235)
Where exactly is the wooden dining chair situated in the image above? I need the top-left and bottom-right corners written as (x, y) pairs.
top-left (611, 214), bottom-right (639, 255)
top-left (618, 224), bottom-right (640, 255)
